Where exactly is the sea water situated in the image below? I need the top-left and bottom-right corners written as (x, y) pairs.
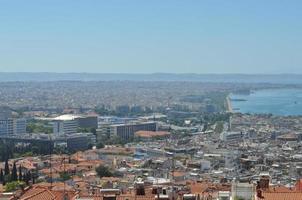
top-left (230, 88), bottom-right (302, 116)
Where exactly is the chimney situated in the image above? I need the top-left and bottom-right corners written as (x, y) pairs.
top-left (136, 183), bottom-right (145, 196)
top-left (258, 175), bottom-right (270, 190)
top-left (257, 190), bottom-right (263, 198)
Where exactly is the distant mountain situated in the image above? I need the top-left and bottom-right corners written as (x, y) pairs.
top-left (0, 72), bottom-right (302, 84)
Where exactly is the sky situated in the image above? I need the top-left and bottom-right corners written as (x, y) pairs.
top-left (0, 0), bottom-right (302, 74)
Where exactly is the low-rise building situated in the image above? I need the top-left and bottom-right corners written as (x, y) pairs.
top-left (134, 131), bottom-right (170, 141)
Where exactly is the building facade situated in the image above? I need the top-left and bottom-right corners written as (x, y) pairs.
top-left (0, 119), bottom-right (13, 135)
top-left (13, 118), bottom-right (27, 135)
top-left (53, 120), bottom-right (78, 135)
top-left (110, 122), bottom-right (157, 140)
top-left (77, 116), bottom-right (98, 129)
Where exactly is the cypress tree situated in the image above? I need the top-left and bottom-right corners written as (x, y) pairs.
top-left (18, 165), bottom-right (22, 181)
top-left (0, 169), bottom-right (3, 183)
top-left (4, 160), bottom-right (9, 176)
top-left (25, 171), bottom-right (31, 185)
top-left (32, 173), bottom-right (36, 184)
top-left (22, 171), bottom-right (27, 182)
top-left (11, 162), bottom-right (17, 181)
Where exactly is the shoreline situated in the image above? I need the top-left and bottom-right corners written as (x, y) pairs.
top-left (226, 95), bottom-right (233, 113)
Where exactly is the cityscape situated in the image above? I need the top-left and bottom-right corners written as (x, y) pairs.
top-left (0, 77), bottom-right (301, 200)
top-left (1, 1), bottom-right (302, 200)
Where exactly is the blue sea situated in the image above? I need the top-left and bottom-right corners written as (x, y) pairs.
top-left (230, 88), bottom-right (302, 116)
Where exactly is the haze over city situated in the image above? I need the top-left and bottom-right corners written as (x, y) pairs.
top-left (1, 0), bottom-right (302, 74)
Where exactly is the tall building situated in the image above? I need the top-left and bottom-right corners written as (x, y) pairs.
top-left (77, 116), bottom-right (98, 129)
top-left (53, 120), bottom-right (78, 135)
top-left (13, 118), bottom-right (27, 135)
top-left (0, 107), bottom-right (26, 135)
top-left (220, 131), bottom-right (244, 141)
top-left (0, 118), bottom-right (13, 135)
top-left (66, 133), bottom-right (95, 152)
top-left (96, 123), bottom-right (111, 142)
top-left (48, 114), bottom-right (98, 135)
top-left (0, 106), bottom-right (12, 119)
top-left (110, 121), bottom-right (157, 140)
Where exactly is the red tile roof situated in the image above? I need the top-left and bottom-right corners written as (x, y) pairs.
top-left (19, 186), bottom-right (77, 200)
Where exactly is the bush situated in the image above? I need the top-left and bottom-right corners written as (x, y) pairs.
top-left (5, 181), bottom-right (25, 192)
top-left (59, 172), bottom-right (71, 181)
top-left (96, 142), bottom-right (105, 149)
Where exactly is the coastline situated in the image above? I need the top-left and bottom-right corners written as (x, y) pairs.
top-left (226, 95), bottom-right (233, 113)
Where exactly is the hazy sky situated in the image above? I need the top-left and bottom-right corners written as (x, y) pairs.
top-left (0, 0), bottom-right (302, 74)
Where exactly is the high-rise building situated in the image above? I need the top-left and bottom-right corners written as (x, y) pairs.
top-left (48, 114), bottom-right (98, 136)
top-left (0, 118), bottom-right (13, 135)
top-left (77, 116), bottom-right (98, 129)
top-left (110, 121), bottom-right (157, 140)
top-left (66, 133), bottom-right (89, 152)
top-left (53, 120), bottom-right (78, 135)
top-left (0, 107), bottom-right (26, 135)
top-left (13, 118), bottom-right (27, 135)
top-left (0, 106), bottom-right (12, 119)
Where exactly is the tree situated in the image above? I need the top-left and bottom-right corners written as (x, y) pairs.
top-left (4, 159), bottom-right (10, 176)
top-left (96, 142), bottom-right (104, 149)
top-left (32, 170), bottom-right (38, 184)
top-left (90, 128), bottom-right (96, 134)
top-left (87, 143), bottom-right (93, 149)
top-left (26, 171), bottom-right (31, 185)
top-left (59, 172), bottom-right (71, 181)
top-left (23, 171), bottom-right (31, 185)
top-left (96, 165), bottom-right (113, 178)
top-left (0, 169), bottom-right (3, 183)
top-left (11, 162), bottom-right (17, 181)
top-left (18, 165), bottom-right (22, 181)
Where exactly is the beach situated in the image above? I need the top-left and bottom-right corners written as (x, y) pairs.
top-left (226, 96), bottom-right (233, 113)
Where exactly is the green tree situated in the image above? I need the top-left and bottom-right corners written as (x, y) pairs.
top-left (96, 142), bottom-right (105, 149)
top-left (96, 165), bottom-right (113, 178)
top-left (26, 121), bottom-right (52, 134)
top-left (11, 162), bottom-right (17, 181)
top-left (90, 128), bottom-right (96, 134)
top-left (0, 169), bottom-right (3, 183)
top-left (23, 171), bottom-right (31, 185)
top-left (4, 159), bottom-right (10, 176)
top-left (59, 172), bottom-right (71, 181)
top-left (18, 165), bottom-right (22, 181)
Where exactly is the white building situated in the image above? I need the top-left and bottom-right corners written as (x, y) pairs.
top-left (53, 120), bottom-right (78, 135)
top-left (200, 159), bottom-right (211, 171)
top-left (220, 131), bottom-right (243, 141)
top-left (231, 182), bottom-right (255, 200)
top-left (110, 121), bottom-right (157, 140)
top-left (218, 191), bottom-right (231, 200)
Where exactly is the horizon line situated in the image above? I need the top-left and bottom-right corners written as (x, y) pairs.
top-left (1, 72), bottom-right (302, 76)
